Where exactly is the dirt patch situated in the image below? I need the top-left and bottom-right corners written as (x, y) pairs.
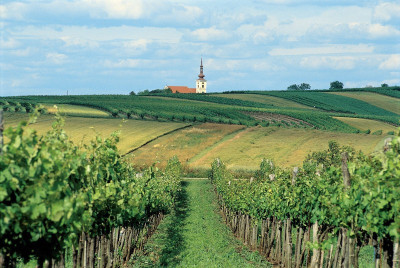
top-left (243, 111), bottom-right (314, 127)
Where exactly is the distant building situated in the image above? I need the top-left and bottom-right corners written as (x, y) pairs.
top-left (167, 86), bottom-right (196, 93)
top-left (165, 59), bottom-right (207, 94)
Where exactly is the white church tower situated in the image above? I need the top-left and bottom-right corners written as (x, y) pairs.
top-left (196, 58), bottom-right (207, 93)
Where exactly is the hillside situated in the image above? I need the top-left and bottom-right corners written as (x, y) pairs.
top-left (1, 87), bottom-right (398, 169)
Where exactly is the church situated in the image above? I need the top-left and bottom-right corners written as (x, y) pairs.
top-left (165, 59), bottom-right (207, 94)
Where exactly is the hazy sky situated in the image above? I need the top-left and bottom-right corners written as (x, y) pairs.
top-left (1, 0), bottom-right (400, 96)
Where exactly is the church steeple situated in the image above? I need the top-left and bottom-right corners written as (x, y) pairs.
top-left (198, 58), bottom-right (205, 80)
top-left (196, 58), bottom-right (207, 93)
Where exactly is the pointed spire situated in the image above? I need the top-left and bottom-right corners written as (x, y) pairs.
top-left (198, 58), bottom-right (205, 79)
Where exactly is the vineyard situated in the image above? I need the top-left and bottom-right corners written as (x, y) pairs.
top-left (0, 112), bottom-right (182, 267)
top-left (0, 87), bottom-right (399, 267)
top-left (210, 132), bottom-right (400, 267)
top-left (1, 86), bottom-right (399, 133)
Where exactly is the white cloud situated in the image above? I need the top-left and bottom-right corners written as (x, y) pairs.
top-left (46, 53), bottom-right (68, 64)
top-left (0, 37), bottom-right (19, 49)
top-left (367, 23), bottom-right (400, 38)
top-left (104, 59), bottom-right (174, 69)
top-left (379, 55), bottom-right (400, 70)
top-left (83, 0), bottom-right (144, 19)
top-left (190, 26), bottom-right (231, 41)
top-left (300, 56), bottom-right (356, 70)
top-left (122, 39), bottom-right (150, 50)
top-left (0, 2), bottom-right (27, 20)
top-left (15, 25), bottom-right (183, 44)
top-left (374, 2), bottom-right (400, 22)
top-left (269, 44), bottom-right (374, 56)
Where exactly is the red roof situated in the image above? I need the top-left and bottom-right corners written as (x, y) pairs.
top-left (167, 86), bottom-right (196, 94)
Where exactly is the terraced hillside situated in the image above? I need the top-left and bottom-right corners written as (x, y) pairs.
top-left (4, 88), bottom-right (399, 132)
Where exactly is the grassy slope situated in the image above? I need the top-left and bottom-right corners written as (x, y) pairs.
top-left (129, 123), bottom-right (245, 169)
top-left (3, 112), bottom-right (189, 155)
top-left (132, 180), bottom-right (270, 267)
top-left (190, 126), bottom-right (391, 169)
top-left (333, 117), bottom-right (397, 133)
top-left (217, 93), bottom-right (315, 109)
top-left (43, 104), bottom-right (110, 117)
top-left (328, 91), bottom-right (400, 115)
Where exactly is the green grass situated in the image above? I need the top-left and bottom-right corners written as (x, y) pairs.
top-left (131, 180), bottom-right (271, 267)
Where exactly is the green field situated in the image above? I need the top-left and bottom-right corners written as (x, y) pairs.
top-left (328, 91), bottom-right (400, 115)
top-left (217, 93), bottom-right (315, 109)
top-left (4, 89), bottom-right (399, 132)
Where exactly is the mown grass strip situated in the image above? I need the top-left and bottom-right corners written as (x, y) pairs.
top-left (131, 180), bottom-right (271, 267)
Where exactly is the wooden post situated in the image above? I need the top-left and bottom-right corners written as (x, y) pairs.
top-left (393, 239), bottom-right (399, 268)
top-left (0, 110), bottom-right (3, 155)
top-left (310, 221), bottom-right (320, 268)
top-left (292, 167), bottom-right (299, 186)
top-left (341, 152), bottom-right (351, 189)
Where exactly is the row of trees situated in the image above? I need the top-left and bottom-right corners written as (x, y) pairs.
top-left (288, 81), bottom-right (391, 91)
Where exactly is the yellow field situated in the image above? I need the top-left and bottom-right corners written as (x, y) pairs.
top-left (328, 92), bottom-right (400, 115)
top-left (3, 112), bottom-right (189, 155)
top-left (189, 126), bottom-right (391, 170)
top-left (4, 112), bottom-right (395, 171)
top-left (129, 123), bottom-right (245, 169)
top-left (333, 117), bottom-right (397, 133)
top-left (44, 104), bottom-right (110, 117)
top-left (217, 94), bottom-right (315, 109)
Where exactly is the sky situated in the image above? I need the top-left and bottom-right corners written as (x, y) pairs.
top-left (1, 0), bottom-right (400, 96)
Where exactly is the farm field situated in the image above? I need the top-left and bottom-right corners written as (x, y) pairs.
top-left (189, 126), bottom-right (391, 169)
top-left (333, 117), bottom-right (397, 133)
top-left (216, 93), bottom-right (315, 109)
top-left (4, 111), bottom-right (393, 170)
top-left (3, 112), bottom-right (189, 155)
top-left (4, 90), bottom-right (399, 132)
top-left (328, 91), bottom-right (400, 115)
top-left (129, 123), bottom-right (245, 169)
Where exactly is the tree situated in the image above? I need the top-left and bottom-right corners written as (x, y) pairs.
top-left (381, 83), bottom-right (389, 88)
top-left (129, 91), bottom-right (136, 95)
top-left (287, 84), bottom-right (300, 91)
top-left (329, 81), bottom-right (344, 90)
top-left (287, 83), bottom-right (311, 91)
top-left (299, 83), bottom-right (311, 90)
top-left (138, 89), bottom-right (150, 95)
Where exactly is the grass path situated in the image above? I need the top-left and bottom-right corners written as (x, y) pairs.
top-left (132, 179), bottom-right (270, 267)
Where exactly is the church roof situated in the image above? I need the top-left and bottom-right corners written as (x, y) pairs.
top-left (167, 86), bottom-right (196, 93)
